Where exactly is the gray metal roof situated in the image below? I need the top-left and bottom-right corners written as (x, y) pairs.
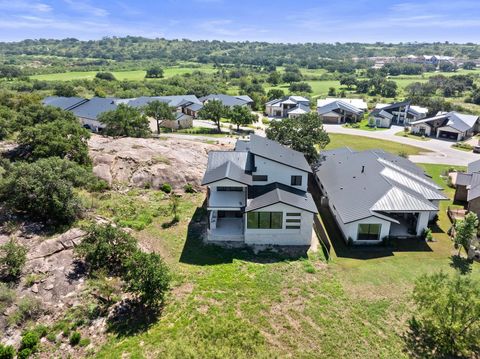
top-left (126, 95), bottom-right (201, 108)
top-left (42, 96), bottom-right (88, 110)
top-left (315, 149), bottom-right (447, 224)
top-left (317, 100), bottom-right (364, 116)
top-left (246, 185), bottom-right (317, 213)
top-left (245, 134), bottom-right (312, 173)
top-left (411, 111), bottom-right (479, 133)
top-left (202, 160), bottom-right (252, 186)
top-left (199, 94), bottom-right (251, 107)
top-left (70, 97), bottom-right (118, 120)
top-left (468, 159), bottom-right (480, 174)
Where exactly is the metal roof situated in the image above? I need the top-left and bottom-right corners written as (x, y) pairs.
top-left (199, 94), bottom-right (251, 107)
top-left (202, 153), bottom-right (252, 186)
top-left (246, 134), bottom-right (312, 173)
top-left (317, 98), bottom-right (368, 110)
top-left (317, 99), bottom-right (364, 116)
top-left (42, 96), bottom-right (88, 110)
top-left (245, 184), bottom-right (317, 213)
top-left (315, 149), bottom-right (447, 224)
top-left (410, 111), bottom-right (479, 133)
top-left (468, 159), bottom-right (480, 174)
top-left (70, 97), bottom-right (118, 120)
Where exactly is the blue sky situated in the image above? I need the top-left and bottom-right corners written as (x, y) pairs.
top-left (0, 0), bottom-right (479, 43)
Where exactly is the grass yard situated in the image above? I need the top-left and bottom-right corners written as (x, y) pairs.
top-left (343, 119), bottom-right (388, 132)
top-left (90, 162), bottom-right (478, 358)
top-left (325, 133), bottom-right (428, 155)
top-left (30, 64), bottom-right (216, 81)
top-left (394, 130), bottom-right (431, 141)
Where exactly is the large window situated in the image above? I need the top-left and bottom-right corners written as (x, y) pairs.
top-left (217, 187), bottom-right (243, 191)
top-left (247, 212), bottom-right (283, 229)
top-left (357, 224), bottom-right (382, 240)
top-left (291, 175), bottom-right (302, 186)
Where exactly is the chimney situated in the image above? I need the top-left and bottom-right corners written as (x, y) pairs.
top-left (361, 165), bottom-right (365, 174)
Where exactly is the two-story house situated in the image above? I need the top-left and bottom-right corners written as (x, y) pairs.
top-left (201, 134), bottom-right (317, 246)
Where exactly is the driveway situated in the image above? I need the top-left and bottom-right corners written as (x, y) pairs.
top-left (324, 124), bottom-right (479, 166)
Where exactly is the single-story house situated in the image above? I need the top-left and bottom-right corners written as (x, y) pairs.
top-left (453, 159), bottom-right (480, 216)
top-left (316, 98), bottom-right (366, 124)
top-left (43, 95), bottom-right (203, 132)
top-left (315, 148), bottom-right (448, 244)
top-left (199, 94), bottom-right (253, 109)
top-left (371, 101), bottom-right (428, 127)
top-left (202, 134), bottom-right (317, 246)
top-left (265, 96), bottom-right (310, 118)
top-left (410, 111), bottom-right (479, 141)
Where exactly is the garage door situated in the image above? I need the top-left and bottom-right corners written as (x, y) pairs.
top-left (438, 130), bottom-right (458, 140)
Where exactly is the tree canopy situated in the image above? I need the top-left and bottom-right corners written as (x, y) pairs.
top-left (266, 112), bottom-right (330, 163)
top-left (198, 99), bottom-right (227, 132)
top-left (145, 66), bottom-right (164, 78)
top-left (143, 100), bottom-right (175, 134)
top-left (98, 104), bottom-right (151, 138)
top-left (228, 105), bottom-right (256, 130)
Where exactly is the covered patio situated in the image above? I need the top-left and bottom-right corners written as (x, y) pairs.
top-left (208, 210), bottom-right (244, 241)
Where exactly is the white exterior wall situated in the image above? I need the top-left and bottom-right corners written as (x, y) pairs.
top-left (79, 117), bottom-right (104, 132)
top-left (416, 211), bottom-right (431, 235)
top-left (253, 156), bottom-right (308, 192)
top-left (372, 116), bottom-right (392, 128)
top-left (411, 124), bottom-right (432, 136)
top-left (244, 203), bottom-right (314, 246)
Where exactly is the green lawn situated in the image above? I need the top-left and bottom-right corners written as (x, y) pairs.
top-left (394, 130), bottom-right (431, 141)
top-left (343, 119), bottom-right (388, 132)
top-left (325, 133), bottom-right (428, 155)
top-left (30, 65), bottom-right (216, 81)
top-left (91, 162), bottom-right (478, 358)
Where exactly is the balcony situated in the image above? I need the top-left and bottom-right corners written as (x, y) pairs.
top-left (208, 189), bottom-right (246, 209)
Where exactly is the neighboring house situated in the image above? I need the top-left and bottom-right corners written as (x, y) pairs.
top-left (316, 98), bottom-right (367, 124)
top-left (371, 101), bottom-right (428, 127)
top-left (199, 94), bottom-right (253, 109)
top-left (315, 148), bottom-right (447, 244)
top-left (265, 96), bottom-right (310, 118)
top-left (43, 95), bottom-right (203, 132)
top-left (453, 159), bottom-right (480, 216)
top-left (410, 111), bottom-right (479, 141)
top-left (201, 134), bottom-right (317, 246)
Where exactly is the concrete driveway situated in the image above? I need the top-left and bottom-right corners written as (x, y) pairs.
top-left (324, 124), bottom-right (480, 166)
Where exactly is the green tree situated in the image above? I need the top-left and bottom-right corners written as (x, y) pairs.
top-left (0, 106), bottom-right (16, 140)
top-left (169, 193), bottom-right (180, 222)
top-left (0, 158), bottom-right (84, 225)
top-left (0, 65), bottom-right (22, 80)
top-left (124, 251), bottom-right (170, 308)
top-left (266, 112), bottom-right (330, 163)
top-left (16, 104), bottom-right (78, 129)
top-left (99, 104), bottom-right (150, 138)
top-left (339, 74), bottom-right (357, 90)
top-left (229, 105), bottom-right (255, 131)
top-left (454, 212), bottom-right (478, 255)
top-left (95, 72), bottom-right (116, 81)
top-left (143, 100), bottom-right (174, 134)
top-left (327, 87), bottom-right (336, 96)
top-left (266, 89), bottom-right (284, 101)
top-left (380, 80), bottom-right (398, 97)
top-left (198, 99), bottom-right (226, 132)
top-left (75, 224), bottom-right (138, 275)
top-left (54, 83), bottom-right (77, 97)
top-left (267, 71), bottom-right (281, 85)
top-left (0, 239), bottom-right (27, 281)
top-left (145, 66), bottom-right (164, 78)
top-left (409, 272), bottom-right (480, 357)
top-left (289, 82), bottom-right (312, 93)
top-left (18, 120), bottom-right (91, 165)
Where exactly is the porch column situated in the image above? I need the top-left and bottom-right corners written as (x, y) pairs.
top-left (416, 212), bottom-right (430, 236)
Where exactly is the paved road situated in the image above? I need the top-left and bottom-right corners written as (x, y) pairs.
top-left (324, 124), bottom-right (480, 166)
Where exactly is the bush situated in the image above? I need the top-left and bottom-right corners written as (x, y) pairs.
top-left (9, 297), bottom-right (43, 326)
top-left (69, 331), bottom-right (81, 346)
top-left (75, 224), bottom-right (138, 275)
top-left (124, 251), bottom-right (170, 308)
top-left (16, 348), bottom-right (32, 359)
top-left (161, 183), bottom-right (172, 193)
top-left (183, 183), bottom-right (195, 193)
top-left (0, 239), bottom-right (27, 281)
top-left (398, 151), bottom-right (408, 158)
top-left (0, 343), bottom-right (15, 359)
top-left (79, 338), bottom-right (91, 347)
top-left (452, 142), bottom-right (473, 151)
top-left (95, 72), bottom-right (116, 81)
top-left (20, 331), bottom-right (39, 351)
top-left (0, 283), bottom-right (15, 311)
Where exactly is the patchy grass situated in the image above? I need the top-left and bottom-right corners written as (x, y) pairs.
top-left (325, 133), bottom-right (428, 155)
top-left (343, 119), bottom-right (388, 132)
top-left (90, 171), bottom-right (478, 358)
top-left (394, 130), bottom-right (431, 141)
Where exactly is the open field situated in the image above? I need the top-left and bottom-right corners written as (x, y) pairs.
top-left (30, 64), bottom-right (217, 81)
top-left (91, 162), bottom-right (478, 358)
top-left (325, 133), bottom-right (428, 155)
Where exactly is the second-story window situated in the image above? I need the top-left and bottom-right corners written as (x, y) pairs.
top-left (253, 175), bottom-right (268, 181)
top-left (291, 175), bottom-right (302, 186)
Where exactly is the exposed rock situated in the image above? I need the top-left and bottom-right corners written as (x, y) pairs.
top-left (88, 134), bottom-right (226, 189)
top-left (31, 284), bottom-right (39, 293)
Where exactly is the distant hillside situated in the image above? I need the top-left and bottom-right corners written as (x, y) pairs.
top-left (1, 37), bottom-right (480, 67)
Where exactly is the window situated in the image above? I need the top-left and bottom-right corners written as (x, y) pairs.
top-left (291, 175), bottom-right (302, 186)
top-left (286, 225), bottom-right (301, 229)
top-left (286, 218), bottom-right (301, 223)
top-left (357, 224), bottom-right (382, 241)
top-left (253, 175), bottom-right (268, 182)
top-left (247, 212), bottom-right (283, 229)
top-left (217, 187), bottom-right (243, 191)
top-left (286, 213), bottom-right (301, 216)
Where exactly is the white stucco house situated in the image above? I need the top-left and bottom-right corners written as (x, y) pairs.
top-left (315, 148), bottom-right (448, 244)
top-left (370, 101), bottom-right (428, 128)
top-left (410, 111), bottom-right (479, 141)
top-left (201, 134), bottom-right (317, 246)
top-left (265, 96), bottom-right (310, 118)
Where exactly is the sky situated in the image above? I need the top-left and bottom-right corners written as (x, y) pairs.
top-left (0, 0), bottom-right (479, 43)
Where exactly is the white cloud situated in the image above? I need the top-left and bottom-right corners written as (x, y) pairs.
top-left (0, 1), bottom-right (52, 13)
top-left (63, 0), bottom-right (109, 17)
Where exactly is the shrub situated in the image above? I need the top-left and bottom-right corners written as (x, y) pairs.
top-left (95, 72), bottom-right (116, 81)
top-left (423, 228), bottom-right (433, 241)
top-left (69, 331), bottom-right (81, 346)
top-left (261, 118), bottom-right (269, 125)
top-left (20, 331), bottom-right (39, 351)
top-left (0, 283), bottom-right (15, 311)
top-left (0, 343), bottom-right (15, 359)
top-left (161, 183), bottom-right (172, 193)
top-left (9, 296), bottom-right (43, 326)
top-left (79, 338), bottom-right (91, 347)
top-left (16, 348), bottom-right (32, 359)
top-left (75, 224), bottom-right (138, 275)
top-left (124, 251), bottom-right (170, 308)
top-left (0, 239), bottom-right (27, 281)
top-left (398, 151), bottom-right (408, 158)
top-left (183, 183), bottom-right (195, 193)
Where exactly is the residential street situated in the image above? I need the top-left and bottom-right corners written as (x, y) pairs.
top-left (323, 124), bottom-right (480, 166)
